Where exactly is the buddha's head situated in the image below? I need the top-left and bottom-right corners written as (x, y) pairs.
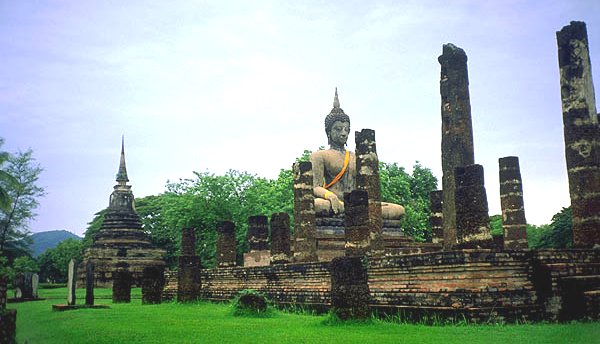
top-left (325, 88), bottom-right (350, 146)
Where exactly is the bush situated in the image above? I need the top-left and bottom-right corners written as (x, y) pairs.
top-left (230, 289), bottom-right (272, 317)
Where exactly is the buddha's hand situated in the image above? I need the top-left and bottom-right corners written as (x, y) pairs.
top-left (326, 192), bottom-right (344, 215)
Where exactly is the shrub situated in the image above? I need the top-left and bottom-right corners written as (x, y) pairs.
top-left (230, 289), bottom-right (272, 317)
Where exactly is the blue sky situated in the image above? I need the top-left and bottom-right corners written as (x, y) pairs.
top-left (1, 1), bottom-right (599, 236)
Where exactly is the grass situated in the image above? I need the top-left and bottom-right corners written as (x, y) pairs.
top-left (11, 287), bottom-right (600, 344)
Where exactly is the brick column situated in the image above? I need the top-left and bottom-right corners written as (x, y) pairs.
top-left (177, 228), bottom-right (201, 302)
top-left (216, 221), bottom-right (236, 268)
top-left (181, 227), bottom-right (196, 256)
top-left (344, 190), bottom-right (370, 257)
top-left (270, 212), bottom-right (291, 264)
top-left (439, 43), bottom-right (476, 249)
top-left (293, 161), bottom-right (317, 262)
top-left (112, 263), bottom-right (132, 303)
top-left (85, 260), bottom-right (94, 306)
top-left (330, 256), bottom-right (370, 320)
top-left (0, 278), bottom-right (16, 344)
top-left (355, 128), bottom-right (384, 256)
top-left (429, 190), bottom-right (444, 244)
top-left (142, 266), bottom-right (165, 305)
top-left (455, 164), bottom-right (494, 249)
top-left (499, 156), bottom-right (528, 249)
top-left (243, 215), bottom-right (270, 267)
top-left (557, 21), bottom-right (600, 248)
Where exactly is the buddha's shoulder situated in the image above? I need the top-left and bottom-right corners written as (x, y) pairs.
top-left (310, 149), bottom-right (353, 160)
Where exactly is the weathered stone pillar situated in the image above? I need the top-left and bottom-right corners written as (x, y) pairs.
top-left (439, 43), bottom-right (476, 249)
top-left (557, 21), bottom-right (600, 248)
top-left (31, 273), bottom-right (39, 299)
top-left (177, 227), bottom-right (201, 302)
top-left (270, 212), bottom-right (291, 264)
top-left (142, 266), bottom-right (165, 305)
top-left (0, 277), bottom-right (16, 344)
top-left (15, 273), bottom-right (33, 299)
top-left (344, 190), bottom-right (370, 257)
top-left (243, 215), bottom-right (270, 267)
top-left (67, 259), bottom-right (77, 305)
top-left (216, 221), bottom-right (237, 268)
top-left (293, 161), bottom-right (318, 262)
top-left (181, 227), bottom-right (196, 256)
top-left (429, 190), bottom-right (444, 244)
top-left (455, 164), bottom-right (494, 249)
top-left (330, 256), bottom-right (370, 320)
top-left (355, 128), bottom-right (384, 256)
top-left (85, 261), bottom-right (94, 306)
top-left (499, 156), bottom-right (528, 249)
top-left (112, 263), bottom-right (132, 303)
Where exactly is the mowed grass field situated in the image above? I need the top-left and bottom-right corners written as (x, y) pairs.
top-left (11, 287), bottom-right (600, 344)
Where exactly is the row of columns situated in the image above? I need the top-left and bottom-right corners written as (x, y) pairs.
top-left (434, 21), bottom-right (599, 249)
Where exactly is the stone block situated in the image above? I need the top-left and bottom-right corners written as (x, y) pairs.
top-left (330, 256), bottom-right (370, 320)
top-left (142, 266), bottom-right (165, 305)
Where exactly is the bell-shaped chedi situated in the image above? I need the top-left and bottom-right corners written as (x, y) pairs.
top-left (79, 137), bottom-right (165, 287)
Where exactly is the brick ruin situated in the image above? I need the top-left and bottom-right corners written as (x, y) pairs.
top-left (557, 21), bottom-right (600, 248)
top-left (78, 138), bottom-right (166, 287)
top-left (0, 277), bottom-right (17, 344)
top-left (499, 156), bottom-right (528, 250)
top-left (160, 21), bottom-right (600, 322)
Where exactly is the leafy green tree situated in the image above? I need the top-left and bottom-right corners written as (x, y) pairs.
top-left (0, 138), bottom-right (19, 211)
top-left (81, 209), bottom-right (106, 250)
top-left (0, 149), bottom-right (45, 260)
top-left (12, 255), bottom-right (38, 274)
top-left (489, 214), bottom-right (503, 236)
top-left (526, 223), bottom-right (553, 249)
top-left (380, 162), bottom-right (438, 241)
top-left (37, 238), bottom-right (83, 283)
top-left (533, 207), bottom-right (572, 249)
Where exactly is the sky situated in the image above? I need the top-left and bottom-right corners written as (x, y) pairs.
top-left (1, 1), bottom-right (599, 237)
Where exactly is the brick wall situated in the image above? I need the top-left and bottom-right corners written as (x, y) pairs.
top-left (162, 249), bottom-right (600, 322)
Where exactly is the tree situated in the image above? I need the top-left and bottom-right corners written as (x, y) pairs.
top-left (0, 138), bottom-right (19, 211)
top-left (0, 148), bottom-right (45, 260)
top-left (380, 162), bottom-right (438, 241)
top-left (12, 256), bottom-right (38, 274)
top-left (533, 207), bottom-right (572, 249)
top-left (37, 238), bottom-right (83, 283)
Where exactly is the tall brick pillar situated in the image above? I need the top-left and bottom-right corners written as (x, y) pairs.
top-left (142, 266), bottom-right (165, 305)
top-left (499, 156), bottom-right (528, 249)
top-left (344, 190), bottom-right (370, 257)
top-left (270, 212), bottom-right (291, 264)
top-left (429, 190), bottom-right (444, 244)
top-left (455, 164), bottom-right (494, 249)
top-left (0, 276), bottom-right (16, 344)
top-left (177, 228), bottom-right (201, 302)
top-left (557, 21), bottom-right (600, 248)
top-left (355, 129), bottom-right (384, 256)
top-left (243, 215), bottom-right (270, 267)
top-left (216, 221), bottom-right (237, 268)
top-left (439, 43), bottom-right (476, 249)
top-left (112, 263), bottom-right (132, 303)
top-left (293, 161), bottom-right (318, 262)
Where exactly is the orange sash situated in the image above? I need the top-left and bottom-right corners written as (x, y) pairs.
top-left (323, 150), bottom-right (349, 189)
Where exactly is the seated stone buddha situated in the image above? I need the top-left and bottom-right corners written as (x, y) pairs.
top-left (310, 89), bottom-right (405, 220)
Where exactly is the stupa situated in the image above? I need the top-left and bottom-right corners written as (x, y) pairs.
top-left (78, 138), bottom-right (165, 287)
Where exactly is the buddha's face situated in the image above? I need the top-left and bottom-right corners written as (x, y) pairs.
top-left (329, 120), bottom-right (350, 146)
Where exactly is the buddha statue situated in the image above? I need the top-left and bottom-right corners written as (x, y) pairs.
top-left (310, 89), bottom-right (405, 220)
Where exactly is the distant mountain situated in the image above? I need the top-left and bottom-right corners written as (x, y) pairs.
top-left (29, 230), bottom-right (82, 257)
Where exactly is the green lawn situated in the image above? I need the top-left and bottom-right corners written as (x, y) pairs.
top-left (10, 287), bottom-right (600, 344)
